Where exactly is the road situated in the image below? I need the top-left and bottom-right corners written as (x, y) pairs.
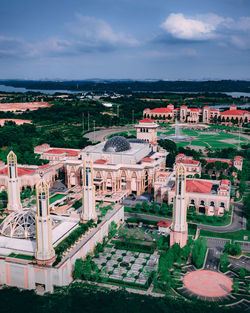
top-left (83, 126), bottom-right (135, 142)
top-left (229, 255), bottom-right (250, 272)
top-left (198, 202), bottom-right (245, 233)
top-left (125, 202), bottom-right (245, 233)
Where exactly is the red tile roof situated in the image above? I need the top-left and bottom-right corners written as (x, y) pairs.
top-left (39, 164), bottom-right (50, 169)
top-left (221, 179), bottom-right (230, 185)
top-left (234, 156), bottom-right (242, 160)
top-left (177, 159), bottom-right (200, 165)
top-left (0, 167), bottom-right (36, 176)
top-left (210, 109), bottom-right (219, 112)
top-left (221, 109), bottom-right (249, 116)
top-left (157, 221), bottom-right (171, 227)
top-left (172, 179), bottom-right (213, 193)
top-left (94, 159), bottom-right (107, 164)
top-left (139, 118), bottom-right (154, 123)
top-left (181, 105), bottom-right (187, 108)
top-left (141, 157), bottom-right (153, 162)
top-left (186, 179), bottom-right (213, 193)
top-left (219, 186), bottom-right (229, 190)
top-left (150, 108), bottom-right (172, 113)
top-left (206, 159), bottom-right (232, 166)
top-left (44, 149), bottom-right (79, 156)
top-left (190, 108), bottom-right (201, 112)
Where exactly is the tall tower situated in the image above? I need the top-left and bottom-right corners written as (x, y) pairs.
top-left (81, 158), bottom-right (97, 221)
top-left (35, 179), bottom-right (55, 264)
top-left (7, 151), bottom-right (22, 211)
top-left (170, 164), bottom-right (188, 248)
top-left (135, 119), bottom-right (158, 143)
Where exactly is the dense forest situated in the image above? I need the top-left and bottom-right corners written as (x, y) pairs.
top-left (1, 79), bottom-right (250, 92)
top-left (0, 284), bottom-right (243, 313)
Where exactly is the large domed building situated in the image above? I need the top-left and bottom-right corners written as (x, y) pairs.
top-left (103, 136), bottom-right (131, 152)
top-left (0, 209), bottom-right (36, 239)
top-left (65, 125), bottom-right (167, 198)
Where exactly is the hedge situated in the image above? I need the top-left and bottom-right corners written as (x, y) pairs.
top-left (114, 240), bottom-right (154, 254)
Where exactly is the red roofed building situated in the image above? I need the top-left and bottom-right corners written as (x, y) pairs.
top-left (157, 220), bottom-right (171, 233)
top-left (143, 104), bottom-right (177, 122)
top-left (0, 162), bottom-right (62, 192)
top-left (142, 104), bottom-right (249, 125)
top-left (135, 118), bottom-right (158, 143)
top-left (174, 154), bottom-right (201, 177)
top-left (34, 144), bottom-right (80, 161)
top-left (154, 173), bottom-right (230, 216)
top-left (204, 156), bottom-right (243, 175)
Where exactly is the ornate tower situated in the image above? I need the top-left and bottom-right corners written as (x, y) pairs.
top-left (81, 157), bottom-right (97, 221)
top-left (35, 179), bottom-right (55, 264)
top-left (135, 118), bottom-right (158, 143)
top-left (170, 164), bottom-right (188, 248)
top-left (7, 151), bottom-right (22, 211)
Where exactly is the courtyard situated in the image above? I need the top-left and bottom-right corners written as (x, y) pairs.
top-left (93, 246), bottom-right (159, 286)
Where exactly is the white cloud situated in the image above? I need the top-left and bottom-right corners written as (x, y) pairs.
top-left (67, 14), bottom-right (139, 48)
top-left (161, 13), bottom-right (224, 40)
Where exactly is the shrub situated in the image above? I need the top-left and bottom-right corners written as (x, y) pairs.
top-left (113, 264), bottom-right (118, 268)
top-left (101, 262), bottom-right (106, 267)
top-left (122, 252), bottom-right (127, 257)
top-left (117, 257), bottom-right (123, 262)
top-left (106, 256), bottom-right (112, 261)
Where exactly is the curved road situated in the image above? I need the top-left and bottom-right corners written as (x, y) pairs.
top-left (83, 126), bottom-right (135, 142)
top-left (125, 202), bottom-right (246, 233)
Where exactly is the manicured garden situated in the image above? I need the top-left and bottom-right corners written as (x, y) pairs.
top-left (200, 229), bottom-right (250, 241)
top-left (49, 193), bottom-right (66, 204)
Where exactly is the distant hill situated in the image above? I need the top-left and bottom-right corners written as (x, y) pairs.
top-left (1, 79), bottom-right (250, 93)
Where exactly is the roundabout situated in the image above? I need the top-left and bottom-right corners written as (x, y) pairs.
top-left (183, 270), bottom-right (233, 299)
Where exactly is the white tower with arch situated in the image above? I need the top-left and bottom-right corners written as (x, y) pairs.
top-left (135, 118), bottom-right (158, 143)
top-left (7, 151), bottom-right (22, 211)
top-left (35, 179), bottom-right (55, 264)
top-left (81, 157), bottom-right (97, 221)
top-left (170, 164), bottom-right (188, 248)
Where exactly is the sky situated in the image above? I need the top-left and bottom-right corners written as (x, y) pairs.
top-left (0, 0), bottom-right (250, 80)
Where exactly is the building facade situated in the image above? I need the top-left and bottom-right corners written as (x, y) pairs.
top-left (143, 105), bottom-right (249, 125)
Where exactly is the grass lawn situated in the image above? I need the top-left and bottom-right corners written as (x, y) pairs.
top-left (188, 223), bottom-right (197, 236)
top-left (199, 229), bottom-right (250, 241)
top-left (8, 253), bottom-right (33, 260)
top-left (176, 142), bottom-right (189, 148)
top-left (190, 140), bottom-right (210, 147)
top-left (49, 193), bottom-right (65, 204)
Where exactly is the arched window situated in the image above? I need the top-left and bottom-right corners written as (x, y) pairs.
top-left (200, 200), bottom-right (205, 206)
top-left (210, 201), bottom-right (215, 206)
top-left (220, 202), bottom-right (225, 208)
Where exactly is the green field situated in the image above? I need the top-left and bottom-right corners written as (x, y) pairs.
top-left (200, 229), bottom-right (250, 241)
top-left (159, 126), bottom-right (249, 150)
top-left (49, 193), bottom-right (65, 204)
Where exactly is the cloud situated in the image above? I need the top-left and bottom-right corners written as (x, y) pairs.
top-left (67, 14), bottom-right (139, 49)
top-left (161, 13), bottom-right (224, 40)
top-left (0, 15), bottom-right (139, 59)
top-left (159, 13), bottom-right (250, 50)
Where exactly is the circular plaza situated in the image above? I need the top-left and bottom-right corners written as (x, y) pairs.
top-left (183, 270), bottom-right (233, 299)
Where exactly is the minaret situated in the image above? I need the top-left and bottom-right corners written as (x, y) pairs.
top-left (35, 179), bottom-right (55, 264)
top-left (170, 164), bottom-right (188, 248)
top-left (7, 151), bottom-right (22, 211)
top-left (81, 157), bottom-right (97, 221)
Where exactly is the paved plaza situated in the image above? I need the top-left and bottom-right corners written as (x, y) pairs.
top-left (183, 270), bottom-right (233, 298)
top-left (93, 247), bottom-right (159, 286)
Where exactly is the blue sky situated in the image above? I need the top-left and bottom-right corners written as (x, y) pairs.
top-left (0, 0), bottom-right (250, 80)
